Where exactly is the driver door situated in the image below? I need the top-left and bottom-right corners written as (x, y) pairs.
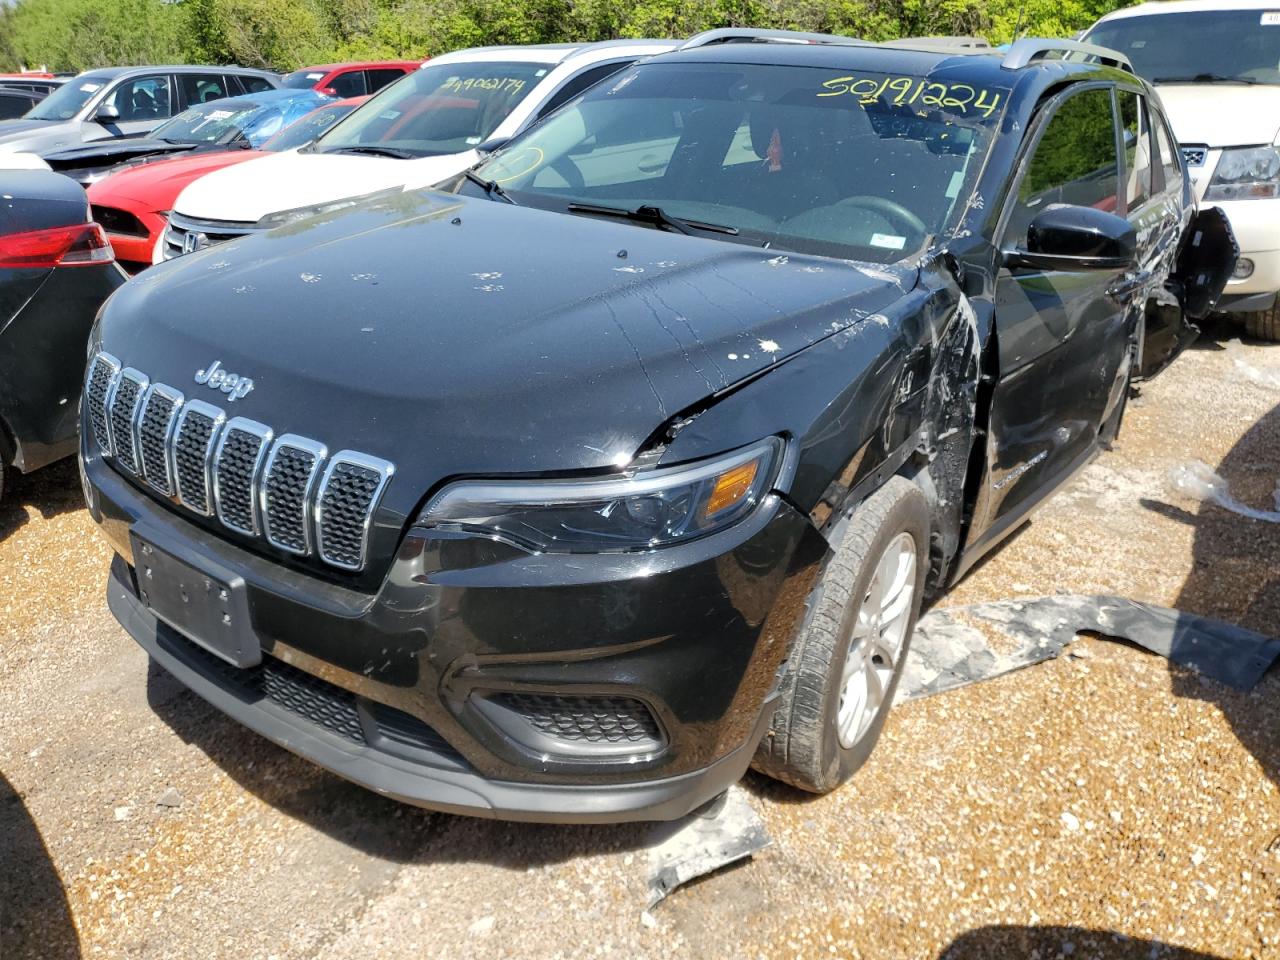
top-left (974, 85), bottom-right (1135, 539)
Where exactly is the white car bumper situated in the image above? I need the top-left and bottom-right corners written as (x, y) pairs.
top-left (1207, 197), bottom-right (1280, 310)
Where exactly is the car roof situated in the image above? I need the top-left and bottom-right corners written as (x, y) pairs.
top-left (294, 61), bottom-right (420, 72)
top-left (193, 88), bottom-right (326, 108)
top-left (71, 65), bottom-right (278, 80)
top-left (1094, 0), bottom-right (1280, 20)
top-left (427, 39), bottom-right (677, 69)
top-left (653, 32), bottom-right (1134, 85)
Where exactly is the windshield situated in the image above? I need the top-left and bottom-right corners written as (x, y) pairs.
top-left (468, 62), bottom-right (1004, 262)
top-left (283, 70), bottom-right (328, 89)
top-left (1086, 11), bottom-right (1280, 84)
top-left (314, 60), bottom-right (551, 158)
top-left (263, 102), bottom-right (357, 151)
top-left (27, 73), bottom-right (111, 120)
top-left (152, 101), bottom-right (263, 143)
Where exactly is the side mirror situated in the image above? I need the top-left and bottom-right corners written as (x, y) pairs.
top-left (475, 136), bottom-right (509, 155)
top-left (94, 102), bottom-right (120, 123)
top-left (1005, 204), bottom-right (1137, 272)
top-left (318, 86), bottom-right (337, 96)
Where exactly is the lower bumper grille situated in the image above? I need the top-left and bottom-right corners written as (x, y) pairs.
top-left (166, 628), bottom-right (462, 761)
top-left (494, 693), bottom-right (662, 745)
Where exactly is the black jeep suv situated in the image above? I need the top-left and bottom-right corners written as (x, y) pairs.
top-left (80, 31), bottom-right (1234, 822)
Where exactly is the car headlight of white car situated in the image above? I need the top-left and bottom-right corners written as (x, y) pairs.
top-left (1204, 146), bottom-right (1280, 201)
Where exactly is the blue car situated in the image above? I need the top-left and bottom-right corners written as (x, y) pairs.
top-left (37, 89), bottom-right (334, 187)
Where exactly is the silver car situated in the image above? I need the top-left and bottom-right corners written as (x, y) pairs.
top-left (0, 65), bottom-right (280, 155)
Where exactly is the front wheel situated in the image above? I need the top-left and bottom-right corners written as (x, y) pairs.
top-left (1244, 303), bottom-right (1280, 342)
top-left (753, 476), bottom-right (929, 794)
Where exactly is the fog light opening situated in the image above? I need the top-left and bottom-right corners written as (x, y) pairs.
top-left (1233, 258), bottom-right (1255, 281)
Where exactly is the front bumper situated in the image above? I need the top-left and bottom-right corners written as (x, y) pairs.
top-left (85, 446), bottom-right (825, 822)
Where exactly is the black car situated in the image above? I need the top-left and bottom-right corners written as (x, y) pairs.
top-left (0, 170), bottom-right (125, 503)
top-left (0, 88), bottom-right (41, 121)
top-left (79, 32), bottom-right (1235, 822)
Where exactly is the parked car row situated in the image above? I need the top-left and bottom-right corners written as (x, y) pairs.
top-left (0, 23), bottom-right (1246, 824)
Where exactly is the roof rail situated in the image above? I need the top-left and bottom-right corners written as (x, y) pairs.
top-left (882, 35), bottom-right (992, 51)
top-left (680, 28), bottom-right (866, 50)
top-left (1001, 37), bottom-right (1133, 73)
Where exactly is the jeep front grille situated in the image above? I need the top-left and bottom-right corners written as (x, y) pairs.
top-left (84, 351), bottom-right (394, 572)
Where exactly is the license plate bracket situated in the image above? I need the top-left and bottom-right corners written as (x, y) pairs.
top-left (129, 533), bottom-right (260, 668)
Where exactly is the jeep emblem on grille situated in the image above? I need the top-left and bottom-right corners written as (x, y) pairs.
top-left (194, 360), bottom-right (254, 401)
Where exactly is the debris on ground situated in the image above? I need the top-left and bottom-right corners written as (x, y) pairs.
top-left (155, 787), bottom-right (183, 809)
top-left (646, 786), bottom-right (770, 908)
top-left (901, 595), bottom-right (1280, 700)
top-left (1168, 459), bottom-right (1280, 522)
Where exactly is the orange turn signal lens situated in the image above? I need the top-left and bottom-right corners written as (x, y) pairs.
top-left (704, 459), bottom-right (760, 518)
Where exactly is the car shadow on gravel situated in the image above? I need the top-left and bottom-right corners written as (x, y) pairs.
top-left (938, 925), bottom-right (1229, 959)
top-left (0, 770), bottom-right (81, 959)
top-left (144, 662), bottom-right (693, 867)
top-left (1157, 392), bottom-right (1280, 792)
top-left (0, 458), bottom-right (85, 543)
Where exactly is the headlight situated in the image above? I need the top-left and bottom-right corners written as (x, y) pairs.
top-left (416, 437), bottom-right (783, 553)
top-left (1205, 146), bottom-right (1280, 201)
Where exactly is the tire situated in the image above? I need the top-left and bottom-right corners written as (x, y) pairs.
top-left (753, 476), bottom-right (929, 794)
top-left (1244, 304), bottom-right (1280, 342)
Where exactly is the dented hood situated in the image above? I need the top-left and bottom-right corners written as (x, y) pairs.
top-left (98, 190), bottom-right (912, 488)
top-left (1155, 84), bottom-right (1280, 147)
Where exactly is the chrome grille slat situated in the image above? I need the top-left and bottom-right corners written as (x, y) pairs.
top-left (316, 453), bottom-right (395, 572)
top-left (84, 352), bottom-right (121, 454)
top-left (163, 212), bottom-right (260, 261)
top-left (108, 369), bottom-right (149, 474)
top-left (137, 384), bottom-right (184, 496)
top-left (172, 400), bottom-right (226, 516)
top-left (213, 418), bottom-right (273, 536)
top-left (84, 352), bottom-right (393, 573)
top-left (261, 435), bottom-right (327, 555)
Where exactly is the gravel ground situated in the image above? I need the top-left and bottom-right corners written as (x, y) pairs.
top-left (3, 325), bottom-right (1279, 960)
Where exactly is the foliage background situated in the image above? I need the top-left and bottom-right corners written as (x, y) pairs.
top-left (0, 0), bottom-right (1130, 73)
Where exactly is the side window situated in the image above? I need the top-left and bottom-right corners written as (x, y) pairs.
top-left (535, 62), bottom-right (631, 121)
top-left (1154, 112), bottom-right (1183, 193)
top-left (105, 75), bottom-right (173, 121)
top-left (367, 68), bottom-right (406, 94)
top-left (179, 73), bottom-right (230, 107)
top-left (240, 75), bottom-right (275, 94)
top-left (1008, 87), bottom-right (1120, 246)
top-left (330, 70), bottom-right (368, 98)
top-left (1117, 90), bottom-right (1153, 211)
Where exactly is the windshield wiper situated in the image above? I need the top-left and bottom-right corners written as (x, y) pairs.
top-left (320, 145), bottom-right (417, 159)
top-left (566, 202), bottom-right (738, 236)
top-left (1154, 73), bottom-right (1258, 84)
top-left (463, 169), bottom-right (517, 204)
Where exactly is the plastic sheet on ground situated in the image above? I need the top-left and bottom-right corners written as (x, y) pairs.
top-left (1168, 460), bottom-right (1280, 523)
top-left (899, 595), bottom-right (1280, 702)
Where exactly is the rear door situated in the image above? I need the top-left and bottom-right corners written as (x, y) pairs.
top-left (979, 84), bottom-right (1132, 531)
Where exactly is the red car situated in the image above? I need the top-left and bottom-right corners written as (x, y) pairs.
top-left (280, 61), bottom-right (421, 98)
top-left (87, 98), bottom-right (366, 272)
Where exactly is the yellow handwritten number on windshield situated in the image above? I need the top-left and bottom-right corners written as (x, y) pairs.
top-left (818, 75), bottom-right (1004, 118)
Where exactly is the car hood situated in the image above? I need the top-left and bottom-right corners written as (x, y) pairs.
top-left (99, 190), bottom-right (913, 486)
top-left (43, 138), bottom-right (198, 168)
top-left (1155, 84), bottom-right (1280, 147)
top-left (89, 150), bottom-right (262, 209)
top-left (0, 118), bottom-right (62, 145)
top-left (172, 148), bottom-right (478, 222)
